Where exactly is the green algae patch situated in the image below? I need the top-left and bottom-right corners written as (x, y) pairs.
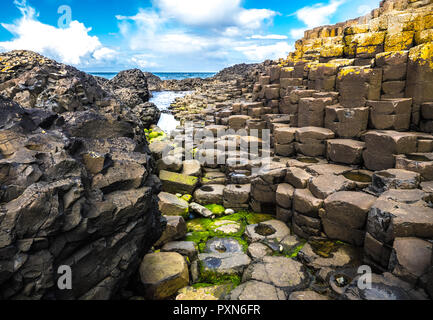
top-left (185, 231), bottom-right (211, 245)
top-left (159, 170), bottom-right (199, 194)
top-left (187, 218), bottom-right (213, 232)
top-left (218, 211), bottom-right (273, 225)
top-left (181, 194), bottom-right (192, 202)
top-left (287, 241), bottom-right (307, 258)
top-left (145, 129), bottom-right (167, 143)
top-left (205, 204), bottom-right (225, 215)
top-left (198, 262), bottom-right (242, 288)
top-left (192, 283), bottom-right (215, 289)
top-left (246, 213), bottom-right (274, 225)
top-left (208, 220), bottom-right (245, 238)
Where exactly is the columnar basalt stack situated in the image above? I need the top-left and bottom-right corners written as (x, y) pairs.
top-left (241, 0), bottom-right (433, 295)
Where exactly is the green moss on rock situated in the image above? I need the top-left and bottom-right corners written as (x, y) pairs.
top-left (204, 204), bottom-right (225, 215)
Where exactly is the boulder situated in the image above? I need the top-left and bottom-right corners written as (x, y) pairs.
top-left (245, 220), bottom-right (291, 243)
top-left (309, 174), bottom-right (356, 199)
top-left (293, 189), bottom-right (324, 218)
top-left (194, 184), bottom-right (225, 205)
top-left (389, 237), bottom-right (432, 285)
top-left (158, 192), bottom-right (189, 218)
top-left (325, 105), bottom-right (369, 138)
top-left (285, 167), bottom-right (313, 189)
top-left (182, 160), bottom-right (202, 177)
top-left (176, 285), bottom-right (232, 300)
top-left (159, 170), bottom-right (199, 194)
top-left (139, 252), bottom-right (189, 300)
top-left (327, 139), bottom-right (365, 164)
top-left (161, 241), bottom-right (198, 260)
top-left (189, 202), bottom-right (214, 218)
top-left (276, 183), bottom-right (295, 209)
top-left (324, 191), bottom-right (377, 229)
top-left (197, 252), bottom-right (251, 279)
top-left (155, 216), bottom-right (187, 247)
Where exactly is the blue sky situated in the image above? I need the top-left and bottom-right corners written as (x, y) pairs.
top-left (0, 0), bottom-right (381, 72)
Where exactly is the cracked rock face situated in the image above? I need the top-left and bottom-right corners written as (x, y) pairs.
top-left (242, 256), bottom-right (310, 294)
top-left (0, 51), bottom-right (164, 300)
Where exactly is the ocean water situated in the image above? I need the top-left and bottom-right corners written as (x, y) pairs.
top-left (151, 91), bottom-right (192, 133)
top-left (90, 71), bottom-right (204, 134)
top-left (90, 72), bottom-right (215, 80)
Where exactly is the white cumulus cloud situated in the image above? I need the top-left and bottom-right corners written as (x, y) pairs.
top-left (289, 0), bottom-right (346, 39)
top-left (155, 0), bottom-right (241, 27)
top-left (235, 42), bottom-right (293, 62)
top-left (0, 0), bottom-right (116, 65)
top-left (154, 0), bottom-right (277, 30)
top-left (248, 34), bottom-right (288, 40)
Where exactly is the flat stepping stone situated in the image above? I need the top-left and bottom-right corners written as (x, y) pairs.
top-left (194, 184), bottom-right (225, 205)
top-left (247, 243), bottom-right (273, 260)
top-left (204, 237), bottom-right (244, 254)
top-left (245, 220), bottom-right (290, 243)
top-left (210, 220), bottom-right (243, 236)
top-left (298, 240), bottom-right (362, 270)
top-left (159, 170), bottom-right (199, 194)
top-left (242, 256), bottom-right (309, 294)
top-left (309, 174), bottom-right (356, 199)
top-left (158, 192), bottom-right (189, 218)
top-left (176, 284), bottom-right (232, 300)
top-left (289, 290), bottom-right (331, 300)
top-left (230, 280), bottom-right (286, 300)
top-left (198, 252), bottom-right (251, 277)
top-left (307, 163), bottom-right (352, 176)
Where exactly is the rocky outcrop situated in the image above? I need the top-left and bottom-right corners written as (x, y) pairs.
top-left (145, 0), bottom-right (433, 301)
top-left (0, 51), bottom-right (164, 300)
top-left (0, 51), bottom-right (161, 129)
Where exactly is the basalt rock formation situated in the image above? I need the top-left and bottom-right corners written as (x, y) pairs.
top-left (0, 50), bottom-right (164, 299)
top-left (142, 0), bottom-right (433, 300)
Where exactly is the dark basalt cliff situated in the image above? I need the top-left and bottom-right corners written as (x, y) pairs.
top-left (0, 50), bottom-right (164, 299)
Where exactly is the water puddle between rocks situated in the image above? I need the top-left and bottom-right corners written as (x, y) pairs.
top-left (150, 91), bottom-right (192, 134)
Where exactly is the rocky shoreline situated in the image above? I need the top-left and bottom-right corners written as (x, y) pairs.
top-left (142, 0), bottom-right (433, 301)
top-left (0, 0), bottom-right (433, 301)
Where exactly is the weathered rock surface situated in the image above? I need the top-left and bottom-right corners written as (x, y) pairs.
top-left (0, 51), bottom-right (164, 300)
top-left (139, 252), bottom-right (189, 300)
top-left (230, 280), bottom-right (286, 300)
top-left (242, 256), bottom-right (309, 294)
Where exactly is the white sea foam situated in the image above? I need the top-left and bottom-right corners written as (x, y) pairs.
top-left (150, 91), bottom-right (192, 133)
